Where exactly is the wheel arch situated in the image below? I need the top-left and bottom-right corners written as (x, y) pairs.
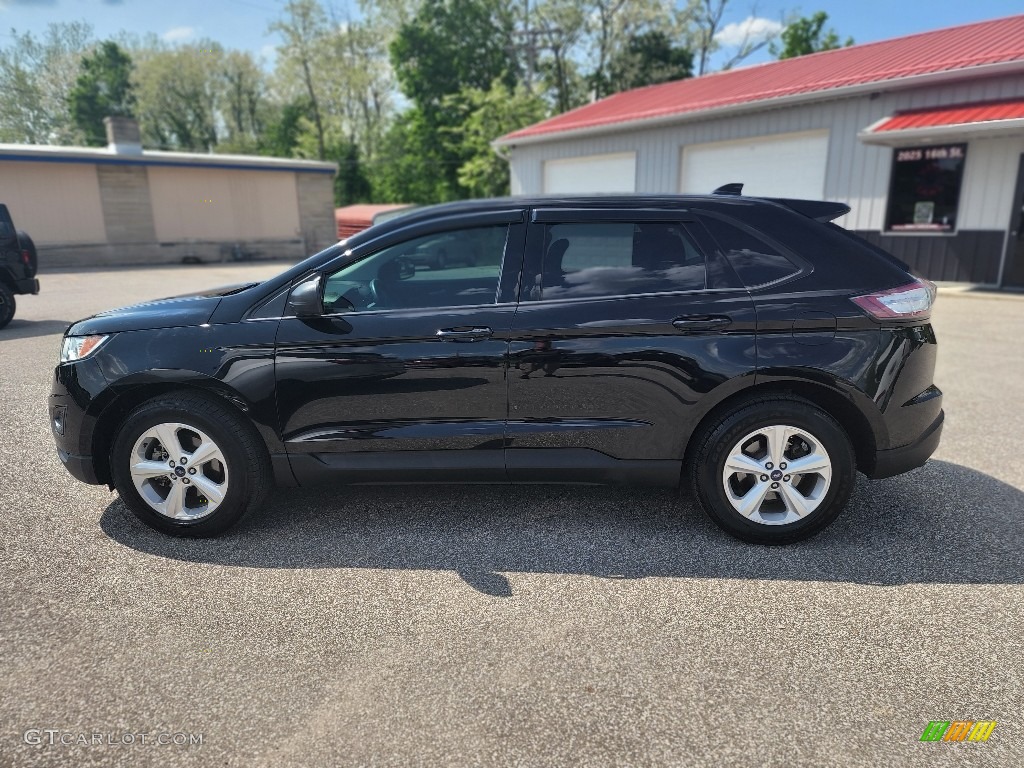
top-left (90, 379), bottom-right (274, 487)
top-left (684, 378), bottom-right (883, 475)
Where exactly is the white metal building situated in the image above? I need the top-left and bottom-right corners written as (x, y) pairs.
top-left (0, 118), bottom-right (337, 267)
top-left (496, 15), bottom-right (1024, 287)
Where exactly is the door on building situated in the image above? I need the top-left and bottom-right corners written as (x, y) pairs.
top-left (1002, 154), bottom-right (1024, 289)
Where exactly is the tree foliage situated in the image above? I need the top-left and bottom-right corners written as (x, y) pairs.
top-left (446, 81), bottom-right (548, 198)
top-left (0, 21), bottom-right (93, 143)
top-left (131, 41), bottom-right (225, 151)
top-left (772, 12), bottom-right (853, 59)
top-left (607, 31), bottom-right (692, 94)
top-left (69, 41), bottom-right (135, 146)
top-left (390, 0), bottom-right (515, 115)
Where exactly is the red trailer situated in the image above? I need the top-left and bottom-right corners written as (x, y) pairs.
top-left (335, 204), bottom-right (409, 240)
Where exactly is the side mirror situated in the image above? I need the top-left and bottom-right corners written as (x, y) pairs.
top-left (287, 275), bottom-right (323, 318)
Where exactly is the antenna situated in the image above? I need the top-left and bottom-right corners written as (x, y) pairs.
top-left (712, 183), bottom-right (744, 196)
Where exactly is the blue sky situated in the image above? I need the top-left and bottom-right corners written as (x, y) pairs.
top-left (1, 0), bottom-right (1022, 71)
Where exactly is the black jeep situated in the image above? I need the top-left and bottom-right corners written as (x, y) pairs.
top-left (0, 203), bottom-right (40, 329)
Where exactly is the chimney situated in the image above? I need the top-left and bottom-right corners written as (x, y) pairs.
top-left (104, 116), bottom-right (143, 156)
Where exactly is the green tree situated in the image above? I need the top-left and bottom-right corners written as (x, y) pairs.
top-left (0, 21), bottom-right (94, 143)
top-left (132, 40), bottom-right (224, 151)
top-left (390, 0), bottom-right (516, 116)
top-left (220, 50), bottom-right (267, 149)
top-left (372, 108), bottom-right (453, 204)
top-left (331, 140), bottom-right (373, 205)
top-left (606, 30), bottom-right (692, 94)
top-left (445, 81), bottom-right (548, 198)
top-left (269, 0), bottom-right (331, 159)
top-left (68, 41), bottom-right (135, 146)
top-left (259, 98), bottom-right (310, 157)
top-left (772, 12), bottom-right (853, 59)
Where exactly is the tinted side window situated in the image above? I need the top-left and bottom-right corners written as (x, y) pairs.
top-left (701, 216), bottom-right (799, 287)
top-left (323, 225), bottom-right (508, 312)
top-left (534, 221), bottom-right (705, 300)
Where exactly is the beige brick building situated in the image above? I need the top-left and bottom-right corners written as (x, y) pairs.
top-left (0, 118), bottom-right (337, 268)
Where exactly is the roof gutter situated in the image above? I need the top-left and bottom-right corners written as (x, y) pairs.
top-left (493, 59), bottom-right (1024, 149)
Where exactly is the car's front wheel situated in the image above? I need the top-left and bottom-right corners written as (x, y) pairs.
top-left (110, 393), bottom-right (271, 537)
top-left (689, 396), bottom-right (855, 544)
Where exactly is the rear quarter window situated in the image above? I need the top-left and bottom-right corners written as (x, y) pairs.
top-left (700, 215), bottom-right (799, 287)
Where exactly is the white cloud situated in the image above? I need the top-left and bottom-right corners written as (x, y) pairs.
top-left (714, 16), bottom-right (784, 47)
top-left (162, 26), bottom-right (196, 43)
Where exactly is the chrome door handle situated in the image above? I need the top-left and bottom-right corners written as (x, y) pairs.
top-left (672, 315), bottom-right (732, 332)
top-left (436, 327), bottom-right (493, 342)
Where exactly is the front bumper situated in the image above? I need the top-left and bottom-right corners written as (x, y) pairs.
top-left (51, 358), bottom-right (109, 486)
top-left (56, 446), bottom-right (100, 484)
top-left (865, 409), bottom-right (944, 479)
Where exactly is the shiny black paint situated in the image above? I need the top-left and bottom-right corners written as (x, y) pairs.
top-left (275, 305), bottom-right (514, 463)
top-left (507, 292), bottom-right (757, 463)
top-left (50, 193), bottom-right (943, 491)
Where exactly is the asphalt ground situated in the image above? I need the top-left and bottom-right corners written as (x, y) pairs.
top-left (1, 263), bottom-right (1022, 767)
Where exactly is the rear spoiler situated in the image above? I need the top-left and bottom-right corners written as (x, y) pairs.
top-left (710, 184), bottom-right (850, 223)
top-left (766, 198), bottom-right (851, 223)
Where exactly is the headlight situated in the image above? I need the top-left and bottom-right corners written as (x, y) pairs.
top-left (60, 334), bottom-right (111, 363)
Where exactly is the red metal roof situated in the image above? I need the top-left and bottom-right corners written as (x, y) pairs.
top-left (499, 15), bottom-right (1024, 144)
top-left (871, 98), bottom-right (1024, 131)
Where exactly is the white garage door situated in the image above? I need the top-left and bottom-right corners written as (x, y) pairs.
top-left (543, 152), bottom-right (636, 194)
top-left (680, 130), bottom-right (829, 199)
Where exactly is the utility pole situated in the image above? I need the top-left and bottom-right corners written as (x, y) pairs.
top-left (511, 0), bottom-right (562, 93)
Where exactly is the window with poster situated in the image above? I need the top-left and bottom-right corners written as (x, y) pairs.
top-left (884, 143), bottom-right (967, 233)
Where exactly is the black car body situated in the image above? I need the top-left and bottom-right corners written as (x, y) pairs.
top-left (0, 203), bottom-right (40, 329)
top-left (50, 193), bottom-right (943, 543)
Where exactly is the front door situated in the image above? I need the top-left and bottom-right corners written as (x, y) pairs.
top-left (1002, 153), bottom-right (1024, 289)
top-left (275, 217), bottom-right (524, 484)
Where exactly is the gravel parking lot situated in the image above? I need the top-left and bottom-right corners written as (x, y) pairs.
top-left (1, 263), bottom-right (1022, 767)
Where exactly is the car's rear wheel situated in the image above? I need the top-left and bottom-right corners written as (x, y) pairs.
top-left (689, 396), bottom-right (855, 544)
top-left (0, 283), bottom-right (15, 329)
top-left (110, 393), bottom-right (271, 537)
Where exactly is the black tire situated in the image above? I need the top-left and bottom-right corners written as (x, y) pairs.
top-left (17, 230), bottom-right (37, 278)
top-left (0, 282), bottom-right (15, 330)
top-left (110, 392), bottom-right (272, 537)
top-left (688, 396), bottom-right (855, 544)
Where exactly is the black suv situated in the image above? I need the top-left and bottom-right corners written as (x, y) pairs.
top-left (0, 203), bottom-right (40, 329)
top-left (51, 193), bottom-right (943, 543)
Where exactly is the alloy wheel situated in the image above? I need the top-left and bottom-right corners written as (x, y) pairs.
top-left (128, 422), bottom-right (229, 520)
top-left (721, 424), bottom-right (832, 526)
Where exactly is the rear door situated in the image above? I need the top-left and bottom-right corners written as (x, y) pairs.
top-left (505, 207), bottom-right (757, 483)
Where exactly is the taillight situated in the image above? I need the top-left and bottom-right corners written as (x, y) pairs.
top-left (21, 250), bottom-right (30, 266)
top-left (851, 279), bottom-right (936, 320)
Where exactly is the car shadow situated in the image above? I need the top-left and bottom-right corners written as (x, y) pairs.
top-left (99, 460), bottom-right (1024, 595)
top-left (0, 319), bottom-right (71, 340)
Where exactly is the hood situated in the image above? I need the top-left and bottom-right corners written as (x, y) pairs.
top-left (65, 283), bottom-right (257, 336)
